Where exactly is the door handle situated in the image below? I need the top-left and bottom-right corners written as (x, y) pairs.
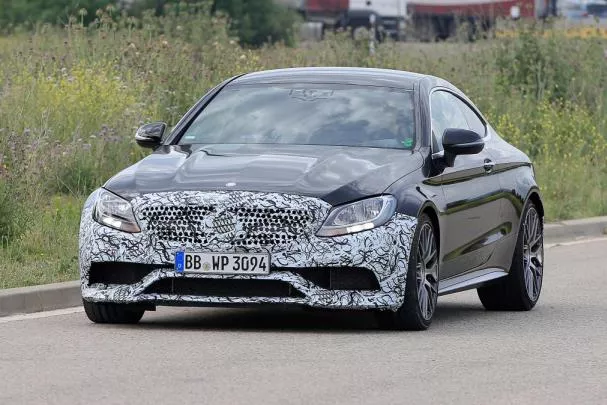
top-left (483, 159), bottom-right (495, 173)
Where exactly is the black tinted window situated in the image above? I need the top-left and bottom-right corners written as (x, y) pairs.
top-left (179, 84), bottom-right (416, 149)
top-left (430, 91), bottom-right (468, 152)
top-left (431, 91), bottom-right (485, 151)
top-left (457, 99), bottom-right (485, 136)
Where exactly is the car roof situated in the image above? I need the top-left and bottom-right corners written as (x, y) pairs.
top-left (230, 67), bottom-right (442, 90)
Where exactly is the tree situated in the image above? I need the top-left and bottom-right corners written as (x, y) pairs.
top-left (213, 0), bottom-right (299, 47)
top-left (0, 0), bottom-right (111, 29)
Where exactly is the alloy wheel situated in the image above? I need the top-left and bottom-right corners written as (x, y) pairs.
top-left (523, 206), bottom-right (543, 301)
top-left (416, 223), bottom-right (439, 320)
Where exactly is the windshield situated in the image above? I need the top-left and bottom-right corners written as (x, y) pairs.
top-left (179, 84), bottom-right (416, 149)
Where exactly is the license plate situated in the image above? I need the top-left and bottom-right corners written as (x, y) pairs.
top-left (175, 252), bottom-right (270, 275)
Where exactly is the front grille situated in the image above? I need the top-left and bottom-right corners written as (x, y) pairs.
top-left (144, 278), bottom-right (304, 298)
top-left (88, 262), bottom-right (158, 285)
top-left (289, 267), bottom-right (380, 290)
top-left (140, 205), bottom-right (312, 248)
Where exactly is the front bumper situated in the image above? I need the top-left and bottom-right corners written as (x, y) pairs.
top-left (79, 190), bottom-right (417, 310)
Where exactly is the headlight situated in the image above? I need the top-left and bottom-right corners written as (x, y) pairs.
top-left (317, 195), bottom-right (396, 237)
top-left (93, 189), bottom-right (141, 233)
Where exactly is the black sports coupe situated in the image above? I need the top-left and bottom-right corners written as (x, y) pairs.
top-left (79, 67), bottom-right (544, 330)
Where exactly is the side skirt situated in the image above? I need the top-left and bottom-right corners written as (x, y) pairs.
top-left (438, 268), bottom-right (508, 296)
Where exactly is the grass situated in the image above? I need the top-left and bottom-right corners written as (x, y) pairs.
top-left (0, 196), bottom-right (82, 288)
top-left (0, 7), bottom-right (606, 288)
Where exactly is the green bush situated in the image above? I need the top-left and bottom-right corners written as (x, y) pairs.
top-left (0, 180), bottom-right (27, 247)
top-left (126, 0), bottom-right (300, 47)
top-left (0, 0), bottom-right (112, 30)
top-left (494, 23), bottom-right (607, 113)
top-left (45, 136), bottom-right (140, 196)
top-left (213, 0), bottom-right (299, 47)
top-left (0, 181), bottom-right (15, 244)
top-left (0, 195), bottom-right (81, 288)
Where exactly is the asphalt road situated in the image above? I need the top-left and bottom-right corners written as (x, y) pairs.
top-left (1, 238), bottom-right (606, 405)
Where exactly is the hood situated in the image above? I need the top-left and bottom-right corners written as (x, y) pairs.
top-left (104, 144), bottom-right (423, 206)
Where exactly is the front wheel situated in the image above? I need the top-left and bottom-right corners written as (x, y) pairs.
top-left (377, 214), bottom-right (439, 330)
top-left (477, 202), bottom-right (544, 310)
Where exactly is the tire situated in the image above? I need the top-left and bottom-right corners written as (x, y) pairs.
top-left (477, 202), bottom-right (544, 311)
top-left (377, 214), bottom-right (439, 330)
top-left (83, 299), bottom-right (145, 324)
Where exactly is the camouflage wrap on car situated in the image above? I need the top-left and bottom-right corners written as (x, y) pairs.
top-left (79, 189), bottom-right (417, 310)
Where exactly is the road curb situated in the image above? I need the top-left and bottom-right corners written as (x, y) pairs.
top-left (544, 216), bottom-right (607, 244)
top-left (1, 216), bottom-right (606, 317)
top-left (0, 281), bottom-right (81, 317)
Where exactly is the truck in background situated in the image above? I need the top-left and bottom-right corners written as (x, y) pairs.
top-left (276, 0), bottom-right (407, 40)
top-left (407, 0), bottom-right (550, 40)
top-left (278, 0), bottom-right (551, 41)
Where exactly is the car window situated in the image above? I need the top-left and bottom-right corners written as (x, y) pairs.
top-left (430, 91), bottom-right (486, 152)
top-left (179, 84), bottom-right (416, 150)
top-left (430, 91), bottom-right (468, 152)
top-left (457, 99), bottom-right (485, 136)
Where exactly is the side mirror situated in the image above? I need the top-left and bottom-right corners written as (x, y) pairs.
top-left (442, 128), bottom-right (484, 167)
top-left (135, 122), bottom-right (167, 148)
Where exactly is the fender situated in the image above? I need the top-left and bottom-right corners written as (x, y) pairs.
top-left (524, 187), bottom-right (544, 218)
top-left (386, 171), bottom-right (444, 221)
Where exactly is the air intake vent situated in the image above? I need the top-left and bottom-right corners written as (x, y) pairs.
top-left (289, 267), bottom-right (380, 290)
top-left (144, 278), bottom-right (305, 298)
top-left (88, 262), bottom-right (158, 285)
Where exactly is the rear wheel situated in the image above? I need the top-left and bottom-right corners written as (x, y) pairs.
top-left (477, 202), bottom-right (544, 310)
top-left (83, 300), bottom-right (145, 324)
top-left (377, 214), bottom-right (439, 330)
